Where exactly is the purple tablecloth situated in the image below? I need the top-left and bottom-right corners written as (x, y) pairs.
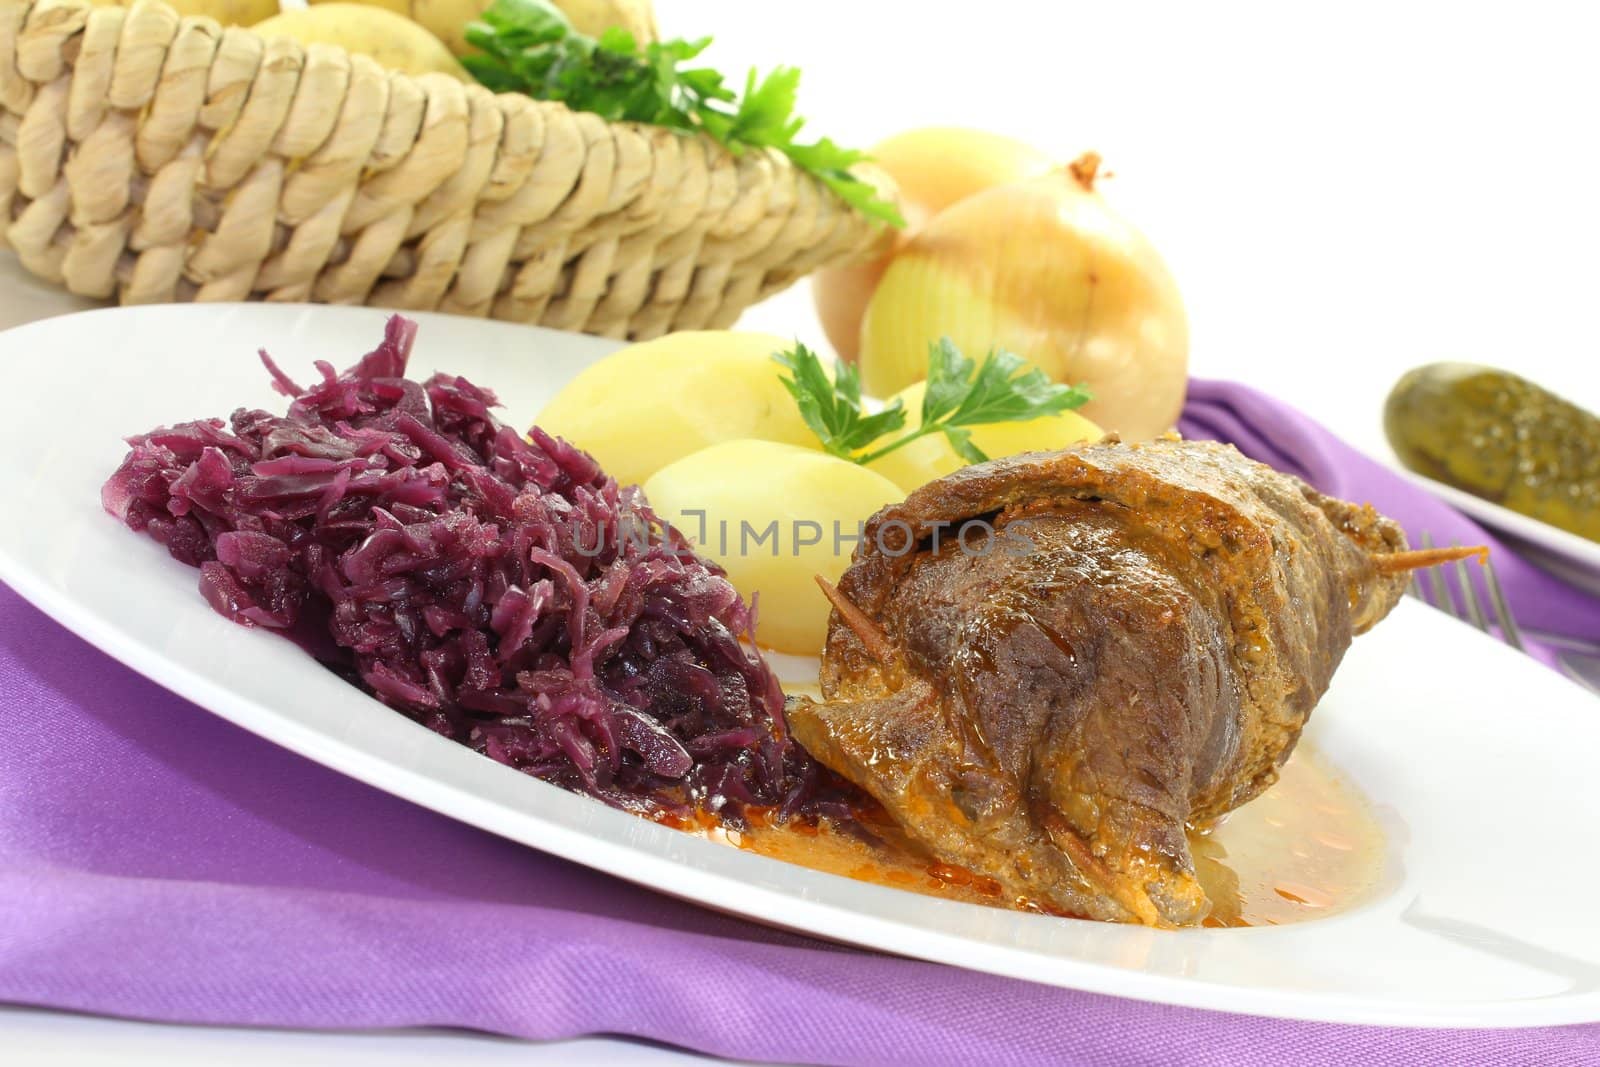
top-left (2, 380), bottom-right (1597, 1065)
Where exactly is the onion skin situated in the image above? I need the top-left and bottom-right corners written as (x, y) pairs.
top-left (858, 156), bottom-right (1189, 442)
top-left (811, 193), bottom-right (929, 370)
top-left (812, 128), bottom-right (1052, 363)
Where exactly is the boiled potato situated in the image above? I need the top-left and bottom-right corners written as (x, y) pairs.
top-left (537, 331), bottom-right (822, 489)
top-left (643, 441), bottom-right (903, 655)
top-left (252, 5), bottom-right (470, 78)
top-left (867, 381), bottom-right (1103, 493)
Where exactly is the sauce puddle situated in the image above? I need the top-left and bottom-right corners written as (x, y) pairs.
top-left (1190, 744), bottom-right (1387, 926)
top-left (698, 742), bottom-right (1386, 926)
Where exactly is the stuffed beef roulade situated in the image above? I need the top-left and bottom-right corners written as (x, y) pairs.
top-left (789, 438), bottom-right (1474, 926)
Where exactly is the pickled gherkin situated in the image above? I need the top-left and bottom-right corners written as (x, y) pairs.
top-left (1384, 363), bottom-right (1600, 543)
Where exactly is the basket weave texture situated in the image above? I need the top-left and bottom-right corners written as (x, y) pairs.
top-left (0, 0), bottom-right (887, 338)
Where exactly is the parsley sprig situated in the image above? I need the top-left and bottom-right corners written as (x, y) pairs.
top-left (773, 338), bottom-right (1092, 467)
top-left (462, 0), bottom-right (904, 226)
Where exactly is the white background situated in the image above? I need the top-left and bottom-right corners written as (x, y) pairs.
top-left (4, 0), bottom-right (1599, 1061)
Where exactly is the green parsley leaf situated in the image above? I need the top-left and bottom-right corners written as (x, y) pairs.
top-left (774, 336), bottom-right (1092, 469)
top-left (941, 425), bottom-right (989, 465)
top-left (950, 349), bottom-right (1093, 426)
top-left (463, 0), bottom-right (904, 227)
top-left (921, 336), bottom-right (977, 425)
top-left (772, 343), bottom-right (906, 459)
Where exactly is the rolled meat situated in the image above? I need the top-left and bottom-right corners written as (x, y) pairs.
top-left (789, 438), bottom-right (1461, 926)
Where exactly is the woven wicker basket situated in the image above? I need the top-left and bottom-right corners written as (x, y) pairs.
top-left (0, 0), bottom-right (889, 338)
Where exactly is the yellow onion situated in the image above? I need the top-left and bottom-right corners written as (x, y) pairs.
top-left (858, 154), bottom-right (1189, 441)
top-left (812, 127), bottom-right (1053, 363)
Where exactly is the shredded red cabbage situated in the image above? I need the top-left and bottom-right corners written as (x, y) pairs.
top-left (102, 316), bottom-right (847, 823)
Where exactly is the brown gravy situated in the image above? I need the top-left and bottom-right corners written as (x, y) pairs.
top-left (700, 742), bottom-right (1386, 927)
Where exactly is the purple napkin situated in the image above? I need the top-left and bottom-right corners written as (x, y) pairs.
top-left (2, 381), bottom-right (1598, 1066)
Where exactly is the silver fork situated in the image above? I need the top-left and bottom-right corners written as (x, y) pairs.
top-left (1406, 532), bottom-right (1600, 695)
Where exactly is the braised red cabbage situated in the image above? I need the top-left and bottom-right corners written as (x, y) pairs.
top-left (102, 316), bottom-right (843, 822)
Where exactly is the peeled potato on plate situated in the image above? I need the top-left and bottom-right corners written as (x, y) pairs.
top-left (536, 331), bottom-right (822, 490)
top-left (644, 441), bottom-right (903, 655)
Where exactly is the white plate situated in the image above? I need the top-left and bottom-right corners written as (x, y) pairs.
top-left (1391, 466), bottom-right (1600, 598)
top-left (2, 304), bottom-right (1599, 1029)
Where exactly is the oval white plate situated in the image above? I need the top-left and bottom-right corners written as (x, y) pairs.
top-left (1, 304), bottom-right (1598, 1028)
top-left (1390, 466), bottom-right (1600, 598)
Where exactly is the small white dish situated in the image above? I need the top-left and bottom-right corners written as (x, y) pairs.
top-left (1, 304), bottom-right (1598, 1028)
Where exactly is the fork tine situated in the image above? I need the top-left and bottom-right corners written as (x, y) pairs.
top-left (1482, 555), bottom-right (1526, 652)
top-left (1419, 532), bottom-right (1454, 615)
top-left (1410, 571), bottom-right (1437, 607)
top-left (1452, 555), bottom-right (1490, 632)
